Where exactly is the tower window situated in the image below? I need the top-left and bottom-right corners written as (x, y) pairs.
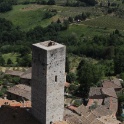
top-left (55, 75), bottom-right (57, 82)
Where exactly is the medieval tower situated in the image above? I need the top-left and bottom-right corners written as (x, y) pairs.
top-left (31, 41), bottom-right (66, 124)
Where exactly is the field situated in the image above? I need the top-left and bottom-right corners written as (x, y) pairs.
top-left (2, 53), bottom-right (19, 64)
top-left (82, 15), bottom-right (124, 30)
top-left (60, 24), bottom-right (114, 38)
top-left (0, 4), bottom-right (103, 31)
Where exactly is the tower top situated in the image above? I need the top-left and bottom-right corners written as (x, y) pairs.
top-left (33, 40), bottom-right (65, 51)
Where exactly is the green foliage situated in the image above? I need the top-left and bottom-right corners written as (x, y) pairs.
top-left (74, 12), bottom-right (90, 21)
top-left (0, 18), bottom-right (24, 44)
top-left (0, 0), bottom-right (17, 13)
top-left (7, 58), bottom-right (13, 65)
top-left (82, 15), bottom-right (124, 30)
top-left (99, 60), bottom-right (114, 76)
top-left (68, 17), bottom-right (73, 23)
top-left (43, 10), bottom-right (56, 19)
top-left (0, 55), bottom-right (5, 66)
top-left (79, 0), bottom-right (97, 6)
top-left (89, 101), bottom-right (97, 110)
top-left (47, 0), bottom-right (55, 5)
top-left (17, 54), bottom-right (31, 67)
top-left (0, 2), bottom-right (12, 12)
top-left (0, 87), bottom-right (7, 97)
top-left (66, 56), bottom-right (70, 73)
top-left (114, 53), bottom-right (124, 74)
top-left (68, 83), bottom-right (79, 94)
top-left (72, 99), bottom-right (82, 107)
top-left (66, 72), bottom-right (77, 83)
top-left (77, 58), bottom-right (104, 97)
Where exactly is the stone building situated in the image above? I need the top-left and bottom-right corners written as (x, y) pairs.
top-left (31, 41), bottom-right (66, 124)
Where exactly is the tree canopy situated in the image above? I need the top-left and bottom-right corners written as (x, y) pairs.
top-left (77, 59), bottom-right (104, 97)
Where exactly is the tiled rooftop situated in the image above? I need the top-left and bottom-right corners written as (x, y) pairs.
top-left (102, 79), bottom-right (122, 89)
top-left (0, 106), bottom-right (40, 124)
top-left (97, 116), bottom-right (121, 124)
top-left (0, 98), bottom-right (31, 108)
top-left (5, 70), bottom-right (24, 77)
top-left (89, 87), bottom-right (102, 98)
top-left (7, 84), bottom-right (31, 100)
top-left (102, 87), bottom-right (117, 98)
top-left (75, 104), bottom-right (90, 116)
top-left (20, 68), bottom-right (32, 79)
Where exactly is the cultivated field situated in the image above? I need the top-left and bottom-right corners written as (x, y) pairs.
top-left (0, 4), bottom-right (103, 31)
top-left (82, 15), bottom-right (124, 30)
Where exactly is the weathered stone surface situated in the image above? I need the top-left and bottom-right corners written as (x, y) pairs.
top-left (32, 41), bottom-right (66, 124)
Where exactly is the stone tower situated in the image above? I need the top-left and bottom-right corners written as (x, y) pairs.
top-left (31, 41), bottom-right (66, 124)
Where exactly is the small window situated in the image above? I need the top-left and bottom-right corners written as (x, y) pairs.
top-left (55, 75), bottom-right (57, 82)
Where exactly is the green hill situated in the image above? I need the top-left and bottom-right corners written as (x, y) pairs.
top-left (0, 4), bottom-right (102, 31)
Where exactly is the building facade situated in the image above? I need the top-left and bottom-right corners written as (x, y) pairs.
top-left (31, 41), bottom-right (66, 124)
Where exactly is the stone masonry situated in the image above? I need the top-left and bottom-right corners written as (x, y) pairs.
top-left (31, 41), bottom-right (66, 124)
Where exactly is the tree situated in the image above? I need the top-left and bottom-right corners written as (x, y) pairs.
top-left (65, 56), bottom-right (70, 73)
top-left (17, 54), bottom-right (31, 67)
top-left (66, 72), bottom-right (77, 83)
top-left (0, 2), bottom-right (12, 12)
top-left (7, 58), bottom-right (13, 65)
top-left (47, 0), bottom-right (55, 5)
top-left (77, 59), bottom-right (104, 97)
top-left (57, 18), bottom-right (61, 23)
top-left (68, 17), bottom-right (73, 23)
top-left (79, 0), bottom-right (97, 6)
top-left (17, 46), bottom-right (31, 57)
top-left (0, 55), bottom-right (5, 66)
top-left (62, 20), bottom-right (69, 30)
top-left (114, 53), bottom-right (124, 74)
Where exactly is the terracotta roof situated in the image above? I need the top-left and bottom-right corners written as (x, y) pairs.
top-left (5, 70), bottom-right (24, 77)
top-left (97, 116), bottom-right (121, 124)
top-left (7, 84), bottom-right (31, 100)
top-left (104, 97), bottom-right (118, 115)
top-left (5, 68), bottom-right (32, 80)
top-left (0, 106), bottom-right (40, 124)
top-left (66, 115), bottom-right (82, 124)
top-left (102, 88), bottom-right (117, 98)
top-left (20, 68), bottom-right (32, 79)
top-left (79, 116), bottom-right (90, 124)
top-left (113, 79), bottom-right (122, 87)
top-left (87, 99), bottom-right (103, 107)
top-left (65, 98), bottom-right (73, 106)
top-left (0, 98), bottom-right (31, 108)
top-left (92, 106), bottom-right (113, 117)
top-left (104, 97), bottom-right (110, 108)
top-left (75, 104), bottom-right (90, 116)
top-left (102, 80), bottom-right (122, 89)
top-left (87, 99), bottom-right (94, 107)
top-left (53, 121), bottom-right (68, 124)
top-left (64, 108), bottom-right (76, 121)
top-left (91, 119), bottom-right (104, 124)
top-left (86, 112), bottom-right (98, 123)
top-left (109, 97), bottom-right (118, 115)
top-left (89, 87), bottom-right (102, 97)
top-left (67, 106), bottom-right (77, 111)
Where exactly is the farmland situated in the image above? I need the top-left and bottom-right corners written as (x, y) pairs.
top-left (0, 4), bottom-right (103, 31)
top-left (82, 15), bottom-right (124, 30)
